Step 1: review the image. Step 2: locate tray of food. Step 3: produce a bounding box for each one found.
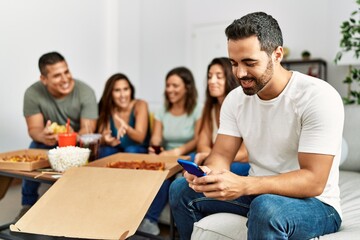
[86,153,188,179]
[106,160,166,170]
[0,149,50,171]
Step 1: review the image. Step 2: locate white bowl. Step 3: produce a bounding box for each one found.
[48,146,90,172]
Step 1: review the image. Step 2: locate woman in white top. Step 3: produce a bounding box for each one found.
[195,57,249,176]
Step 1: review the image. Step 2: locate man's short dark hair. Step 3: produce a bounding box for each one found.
[38,52,66,76]
[225,12,283,56]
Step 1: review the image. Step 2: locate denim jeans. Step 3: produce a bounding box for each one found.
[169,177,342,240]
[144,152,196,223]
[98,145,148,159]
[230,162,250,176]
[22,141,56,206]
[145,179,171,222]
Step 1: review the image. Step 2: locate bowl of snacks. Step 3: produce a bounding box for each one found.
[48,146,90,172]
[49,122,67,134]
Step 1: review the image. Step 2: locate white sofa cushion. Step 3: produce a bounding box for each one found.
[319,170,360,239]
[191,171,360,240]
[340,138,348,166]
[340,105,360,171]
[191,212,247,240]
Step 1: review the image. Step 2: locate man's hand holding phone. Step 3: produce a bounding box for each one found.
[177,159,212,185]
[177,159,207,177]
[178,158,243,201]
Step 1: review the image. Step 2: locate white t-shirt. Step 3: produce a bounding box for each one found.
[218,71,344,217]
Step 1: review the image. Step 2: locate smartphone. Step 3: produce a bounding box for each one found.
[177,159,206,177]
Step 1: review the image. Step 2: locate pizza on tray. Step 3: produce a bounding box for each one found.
[107,160,165,171]
[1,154,47,163]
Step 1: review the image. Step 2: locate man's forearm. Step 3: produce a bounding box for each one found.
[242,169,326,198]
[28,128,44,143]
[204,152,232,171]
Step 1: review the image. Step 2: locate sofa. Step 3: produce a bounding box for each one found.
[191,105,360,239]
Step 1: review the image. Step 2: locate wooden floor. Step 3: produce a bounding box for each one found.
[0,179,51,226]
[0,179,21,226]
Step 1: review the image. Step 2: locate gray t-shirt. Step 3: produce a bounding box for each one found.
[23,79,98,132]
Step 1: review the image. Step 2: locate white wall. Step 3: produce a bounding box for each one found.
[0,0,357,152]
[138,0,187,109]
[0,0,112,151]
[183,0,347,99]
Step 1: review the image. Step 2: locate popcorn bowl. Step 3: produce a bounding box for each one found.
[48,146,90,172]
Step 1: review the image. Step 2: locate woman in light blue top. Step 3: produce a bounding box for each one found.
[138,67,201,235]
[152,102,202,152]
[149,67,201,157]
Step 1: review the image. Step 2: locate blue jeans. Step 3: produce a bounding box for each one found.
[144,152,196,223]
[98,145,148,159]
[169,177,342,240]
[230,162,250,176]
[22,141,56,206]
[145,179,171,222]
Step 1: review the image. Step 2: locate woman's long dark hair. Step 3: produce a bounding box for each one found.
[97,73,135,132]
[164,66,198,115]
[198,57,239,133]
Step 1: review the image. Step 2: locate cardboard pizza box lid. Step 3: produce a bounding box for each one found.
[10,166,169,239]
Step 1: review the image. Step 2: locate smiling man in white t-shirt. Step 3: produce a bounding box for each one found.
[169,12,344,240]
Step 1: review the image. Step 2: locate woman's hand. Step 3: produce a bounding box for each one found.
[148,146,156,155]
[148,145,164,155]
[102,130,120,147]
[194,152,209,165]
[160,148,181,156]
[113,114,129,139]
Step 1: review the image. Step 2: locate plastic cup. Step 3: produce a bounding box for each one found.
[58,133,78,147]
[79,133,102,162]
[151,145,162,154]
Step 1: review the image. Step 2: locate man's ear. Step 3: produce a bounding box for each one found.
[273,46,283,63]
[40,75,47,85]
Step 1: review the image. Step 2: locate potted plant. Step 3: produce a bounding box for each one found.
[334,0,360,104]
[301,50,311,60]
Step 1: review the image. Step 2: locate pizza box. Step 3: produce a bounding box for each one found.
[0,149,50,171]
[86,152,188,179]
[10,166,169,239]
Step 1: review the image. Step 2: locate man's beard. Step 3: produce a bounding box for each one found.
[240,60,274,96]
